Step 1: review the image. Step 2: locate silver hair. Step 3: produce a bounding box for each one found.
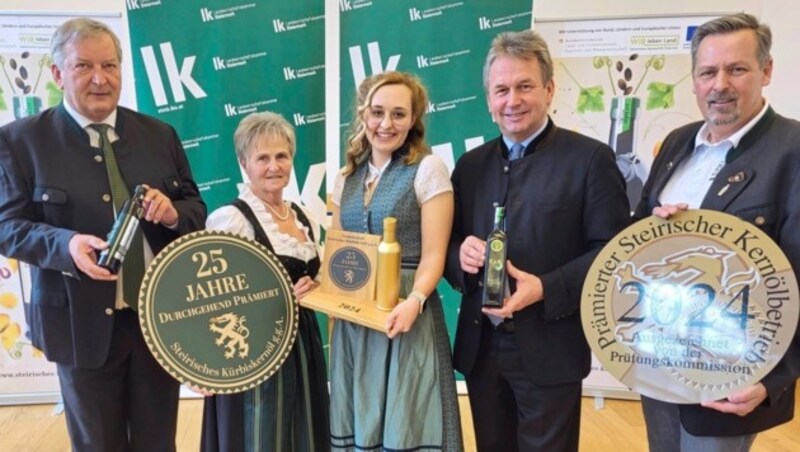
[233,111,296,162]
[483,29,554,91]
[51,18,122,69]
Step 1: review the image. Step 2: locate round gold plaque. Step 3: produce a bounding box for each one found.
[582,209,799,403]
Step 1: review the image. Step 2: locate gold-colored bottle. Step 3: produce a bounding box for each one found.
[376,217,401,311]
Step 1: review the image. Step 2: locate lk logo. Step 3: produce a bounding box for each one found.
[200,8,214,22]
[212,57,226,71]
[224,104,238,117]
[348,42,400,87]
[140,42,207,107]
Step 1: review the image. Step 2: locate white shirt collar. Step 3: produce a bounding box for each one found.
[62,100,117,130]
[695,100,769,148]
[502,117,549,150]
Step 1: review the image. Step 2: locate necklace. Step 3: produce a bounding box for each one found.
[264,201,290,221]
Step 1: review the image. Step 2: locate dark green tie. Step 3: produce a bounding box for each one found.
[91,123,144,310]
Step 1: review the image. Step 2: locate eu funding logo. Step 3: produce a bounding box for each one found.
[349,42,400,87]
[140,42,208,108]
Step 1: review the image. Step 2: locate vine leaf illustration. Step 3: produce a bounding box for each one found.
[645,73,689,110]
[646,81,675,110]
[0,85,6,111]
[46,81,63,107]
[577,85,605,113]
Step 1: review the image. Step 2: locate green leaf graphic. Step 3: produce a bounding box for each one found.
[646,81,674,110]
[577,86,605,113]
[46,81,62,107]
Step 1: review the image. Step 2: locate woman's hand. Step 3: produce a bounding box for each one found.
[186,383,214,397]
[293,275,318,300]
[385,297,420,339]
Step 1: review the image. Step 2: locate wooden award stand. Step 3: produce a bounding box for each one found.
[299,229,394,332]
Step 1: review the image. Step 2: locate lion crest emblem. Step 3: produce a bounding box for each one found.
[209,313,250,359]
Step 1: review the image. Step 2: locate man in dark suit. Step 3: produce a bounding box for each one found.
[444,29,630,451]
[634,13,800,452]
[0,18,206,451]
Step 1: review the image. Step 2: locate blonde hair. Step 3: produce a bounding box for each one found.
[343,71,430,176]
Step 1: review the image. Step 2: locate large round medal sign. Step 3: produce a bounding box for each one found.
[139,231,297,394]
[582,210,799,403]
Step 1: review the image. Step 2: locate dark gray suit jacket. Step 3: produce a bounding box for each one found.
[445,119,631,385]
[0,104,206,368]
[634,107,800,435]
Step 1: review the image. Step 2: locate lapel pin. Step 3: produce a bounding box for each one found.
[728,171,745,183]
[717,184,730,196]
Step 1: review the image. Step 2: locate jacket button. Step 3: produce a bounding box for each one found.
[503,166,509,173]
[94,155,103,163]
[477,280,483,287]
[41,193,50,201]
[755,216,766,226]
[473,319,480,325]
[105,308,114,315]
[102,194,111,203]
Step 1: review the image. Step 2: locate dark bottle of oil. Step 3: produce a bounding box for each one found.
[482,205,506,307]
[97,185,146,273]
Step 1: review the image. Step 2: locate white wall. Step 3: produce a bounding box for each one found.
[535,0,800,118]
[0,0,136,108]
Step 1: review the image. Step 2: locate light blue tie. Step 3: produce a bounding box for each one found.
[509,142,524,161]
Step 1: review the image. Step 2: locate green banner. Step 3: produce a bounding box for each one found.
[127,0,328,360]
[127,1,326,214]
[339,1,535,357]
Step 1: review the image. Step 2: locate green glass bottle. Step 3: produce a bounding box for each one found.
[482,206,506,307]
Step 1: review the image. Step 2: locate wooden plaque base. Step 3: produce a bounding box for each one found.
[300,288,401,333]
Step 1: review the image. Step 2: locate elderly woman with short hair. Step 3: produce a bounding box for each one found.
[200,111,329,452]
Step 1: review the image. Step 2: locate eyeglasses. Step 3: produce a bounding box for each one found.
[365,108,412,126]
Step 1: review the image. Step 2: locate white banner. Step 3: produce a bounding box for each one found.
[537,14,717,398]
[0,11,126,405]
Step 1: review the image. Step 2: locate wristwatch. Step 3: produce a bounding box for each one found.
[407,290,427,314]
